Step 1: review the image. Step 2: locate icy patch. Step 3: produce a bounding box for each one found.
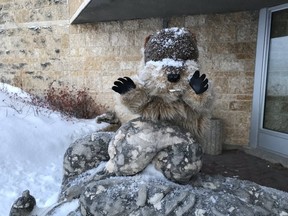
[49,199,79,216]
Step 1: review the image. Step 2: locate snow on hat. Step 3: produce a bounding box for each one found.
[144,27,199,63]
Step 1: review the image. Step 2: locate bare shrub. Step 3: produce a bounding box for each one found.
[44,83,107,119]
[0,82,107,119]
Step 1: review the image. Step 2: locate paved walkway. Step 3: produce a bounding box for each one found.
[202,150,288,192]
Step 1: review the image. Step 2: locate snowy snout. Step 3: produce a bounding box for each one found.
[167,73,180,83]
[165,65,184,83]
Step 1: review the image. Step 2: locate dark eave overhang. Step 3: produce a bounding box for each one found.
[71,0,288,24]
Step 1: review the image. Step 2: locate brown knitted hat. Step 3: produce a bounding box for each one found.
[144,27,198,63]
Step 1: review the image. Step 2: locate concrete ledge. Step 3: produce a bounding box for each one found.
[221,144,288,168]
[70,0,288,24]
[244,147,288,168]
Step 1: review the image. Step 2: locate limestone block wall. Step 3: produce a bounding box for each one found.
[69,0,84,17]
[0,0,258,146]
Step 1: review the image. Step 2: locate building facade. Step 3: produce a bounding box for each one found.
[0,0,287,160]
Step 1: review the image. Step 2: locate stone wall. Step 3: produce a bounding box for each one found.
[69,0,84,17]
[0,0,258,146]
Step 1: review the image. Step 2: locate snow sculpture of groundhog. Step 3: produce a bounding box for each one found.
[112,27,213,144]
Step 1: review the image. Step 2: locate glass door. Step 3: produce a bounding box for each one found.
[263,9,288,134]
[250,4,288,158]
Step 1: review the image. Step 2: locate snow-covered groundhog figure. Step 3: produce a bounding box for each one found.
[112,27,213,144]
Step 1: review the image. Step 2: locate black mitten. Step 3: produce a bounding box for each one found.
[112,77,136,94]
[189,71,208,94]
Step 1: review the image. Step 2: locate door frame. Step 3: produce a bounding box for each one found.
[250,3,288,158]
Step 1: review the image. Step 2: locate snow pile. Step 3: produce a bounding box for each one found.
[0,83,107,215]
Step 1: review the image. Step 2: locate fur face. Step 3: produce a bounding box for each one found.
[138,59,199,99]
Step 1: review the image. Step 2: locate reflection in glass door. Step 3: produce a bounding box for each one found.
[263,9,288,134]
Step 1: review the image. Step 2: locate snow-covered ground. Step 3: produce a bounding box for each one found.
[2,83,288,216]
[0,83,107,215]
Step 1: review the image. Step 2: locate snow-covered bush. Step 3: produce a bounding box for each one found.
[0,82,107,119]
[44,82,107,119]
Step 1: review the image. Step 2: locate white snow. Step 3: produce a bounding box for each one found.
[164,27,187,36]
[34,199,80,216]
[141,164,166,179]
[146,58,184,68]
[0,83,107,215]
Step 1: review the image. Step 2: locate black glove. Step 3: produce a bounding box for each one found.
[112,77,136,94]
[189,70,209,94]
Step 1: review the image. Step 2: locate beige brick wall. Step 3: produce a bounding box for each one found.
[0,0,259,146]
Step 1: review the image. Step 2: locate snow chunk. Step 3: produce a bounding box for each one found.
[280,211,288,216]
[195,209,207,216]
[146,58,184,68]
[141,164,166,180]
